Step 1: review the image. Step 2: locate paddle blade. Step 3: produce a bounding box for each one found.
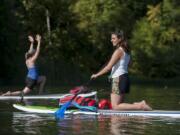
[55,101,71,119]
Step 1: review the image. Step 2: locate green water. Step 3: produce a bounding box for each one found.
[0,85,180,135]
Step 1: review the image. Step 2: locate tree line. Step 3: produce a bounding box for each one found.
[0,0,179,85]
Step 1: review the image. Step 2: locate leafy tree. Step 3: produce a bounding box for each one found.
[130,0,180,78]
[70,0,163,72]
[0,0,25,85]
[71,0,135,70]
[1,0,179,86]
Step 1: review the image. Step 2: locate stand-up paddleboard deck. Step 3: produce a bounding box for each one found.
[13,104,180,118]
[0,91,97,100]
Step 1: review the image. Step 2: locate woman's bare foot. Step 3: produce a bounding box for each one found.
[141,100,152,111]
[2,91,11,96]
[133,100,152,111]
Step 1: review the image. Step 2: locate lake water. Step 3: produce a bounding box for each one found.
[0,85,180,135]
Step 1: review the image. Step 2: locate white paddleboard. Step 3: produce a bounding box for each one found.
[0,91,97,100]
[13,104,180,118]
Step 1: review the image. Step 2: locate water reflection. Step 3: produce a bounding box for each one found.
[11,112,180,135]
[56,115,98,135]
[56,115,154,135]
[12,112,56,134]
[109,116,152,135]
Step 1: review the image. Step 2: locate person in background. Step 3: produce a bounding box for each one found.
[1,34,46,96]
[91,30,152,111]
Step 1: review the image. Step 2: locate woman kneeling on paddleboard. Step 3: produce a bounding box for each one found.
[91,30,152,111]
[1,34,46,96]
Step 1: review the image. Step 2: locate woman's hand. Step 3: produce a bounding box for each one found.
[28,35,34,43]
[36,34,41,42]
[91,74,98,79]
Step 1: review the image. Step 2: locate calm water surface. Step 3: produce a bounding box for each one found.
[0,86,180,135]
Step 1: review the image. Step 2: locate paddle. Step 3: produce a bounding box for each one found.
[55,80,92,119]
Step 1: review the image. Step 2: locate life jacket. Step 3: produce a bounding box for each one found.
[59,96,97,107]
[98,99,112,109]
[59,95,74,104]
[74,96,97,107]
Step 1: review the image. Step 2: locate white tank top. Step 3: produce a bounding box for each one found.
[111,47,130,78]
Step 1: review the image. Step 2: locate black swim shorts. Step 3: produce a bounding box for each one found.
[25,77,37,90]
[111,73,130,95]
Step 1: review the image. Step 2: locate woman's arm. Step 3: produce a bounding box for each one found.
[91,49,123,79]
[31,34,41,62]
[28,35,34,52]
